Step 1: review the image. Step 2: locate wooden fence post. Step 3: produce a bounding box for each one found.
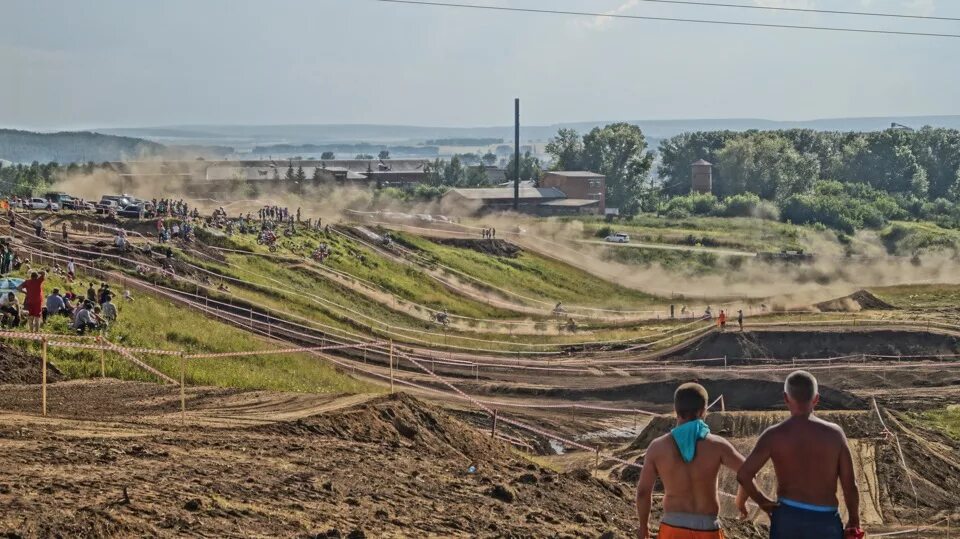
[98,334,106,378]
[490,409,498,438]
[389,341,395,393]
[41,338,48,417]
[179,352,186,421]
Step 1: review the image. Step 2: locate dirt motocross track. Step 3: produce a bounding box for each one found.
[0,383,649,538]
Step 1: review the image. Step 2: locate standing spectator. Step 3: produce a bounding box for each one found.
[66,258,76,282]
[86,283,97,304]
[0,246,10,274]
[17,270,45,332]
[61,222,69,242]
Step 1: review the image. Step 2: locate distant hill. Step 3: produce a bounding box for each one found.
[0,130,238,163]
[0,129,166,164]
[97,115,960,148]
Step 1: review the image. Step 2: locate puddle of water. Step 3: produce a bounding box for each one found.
[548,439,566,455]
[576,424,646,441]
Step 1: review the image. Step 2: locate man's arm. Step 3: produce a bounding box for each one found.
[635,445,660,539]
[736,430,779,514]
[838,433,860,531]
[717,438,751,519]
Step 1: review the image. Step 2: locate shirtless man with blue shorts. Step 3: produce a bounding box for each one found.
[737,370,862,539]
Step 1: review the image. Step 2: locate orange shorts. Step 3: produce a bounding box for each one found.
[658,523,725,539]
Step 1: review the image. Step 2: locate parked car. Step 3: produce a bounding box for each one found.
[117,204,153,219]
[29,198,58,211]
[64,200,96,211]
[100,195,133,208]
[96,200,121,214]
[604,232,630,243]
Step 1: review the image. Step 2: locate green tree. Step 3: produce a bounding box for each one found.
[581,123,655,215]
[657,131,738,196]
[295,165,306,183]
[544,128,584,171]
[285,162,295,181]
[714,133,819,200]
[311,166,323,181]
[356,154,374,160]
[378,150,390,160]
[464,165,490,187]
[504,152,542,184]
[481,152,497,166]
[320,151,335,160]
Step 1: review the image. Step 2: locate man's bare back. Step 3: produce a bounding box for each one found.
[763,415,850,506]
[644,432,739,515]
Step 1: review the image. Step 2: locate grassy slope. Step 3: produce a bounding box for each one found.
[395,232,659,309]
[31,273,378,394]
[919,406,960,440]
[870,284,960,309]
[221,228,519,320]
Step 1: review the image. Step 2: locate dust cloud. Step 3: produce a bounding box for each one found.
[49,169,960,308]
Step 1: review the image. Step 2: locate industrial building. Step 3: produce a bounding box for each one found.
[442,171,606,215]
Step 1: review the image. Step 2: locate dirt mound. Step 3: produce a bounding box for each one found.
[816,289,897,312]
[432,237,521,258]
[0,343,62,385]
[0,387,642,537]
[256,392,508,460]
[673,329,960,362]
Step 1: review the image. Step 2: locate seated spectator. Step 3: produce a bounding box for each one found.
[0,292,21,328]
[44,288,66,322]
[72,301,100,335]
[100,293,118,323]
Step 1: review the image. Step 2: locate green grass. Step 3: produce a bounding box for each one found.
[394,231,660,309]
[870,284,960,309]
[879,221,960,256]
[917,406,960,440]
[16,273,378,395]
[207,228,521,320]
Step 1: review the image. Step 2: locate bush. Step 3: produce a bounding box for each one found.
[663,193,719,217]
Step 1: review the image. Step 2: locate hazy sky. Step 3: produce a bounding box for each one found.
[2,0,959,129]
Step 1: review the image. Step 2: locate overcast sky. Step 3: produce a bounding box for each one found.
[2,0,958,130]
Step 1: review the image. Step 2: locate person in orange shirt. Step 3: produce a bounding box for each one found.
[718,310,727,331]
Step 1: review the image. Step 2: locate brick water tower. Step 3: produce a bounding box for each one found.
[691,159,713,194]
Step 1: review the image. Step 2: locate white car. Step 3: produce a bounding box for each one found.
[29,198,58,211]
[604,232,630,243]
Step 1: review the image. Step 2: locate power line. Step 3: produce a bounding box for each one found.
[368,0,960,39]
[628,0,960,23]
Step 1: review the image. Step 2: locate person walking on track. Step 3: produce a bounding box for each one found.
[635,382,759,539]
[737,370,862,539]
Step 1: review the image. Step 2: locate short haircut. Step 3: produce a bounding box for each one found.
[674,382,709,420]
[30,272,38,279]
[785,370,818,403]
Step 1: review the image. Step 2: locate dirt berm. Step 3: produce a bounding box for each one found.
[0,343,62,385]
[488,378,865,412]
[671,329,960,362]
[0,389,641,538]
[815,289,897,312]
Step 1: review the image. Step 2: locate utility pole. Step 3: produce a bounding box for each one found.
[514,98,520,211]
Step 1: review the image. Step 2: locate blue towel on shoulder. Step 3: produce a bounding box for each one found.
[671,419,710,463]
